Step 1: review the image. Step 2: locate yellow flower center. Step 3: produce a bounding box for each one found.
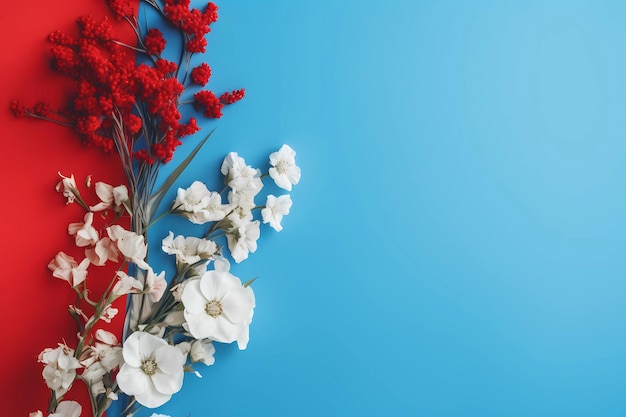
[275,160,288,174]
[205,300,223,318]
[141,358,158,376]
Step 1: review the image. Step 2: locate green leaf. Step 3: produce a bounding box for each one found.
[243,277,258,288]
[148,128,215,214]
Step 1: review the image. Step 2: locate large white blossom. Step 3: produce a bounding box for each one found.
[90,182,129,212]
[106,225,149,269]
[174,181,226,224]
[48,252,90,287]
[38,344,81,398]
[269,144,301,191]
[116,331,185,408]
[261,194,292,232]
[162,232,218,266]
[181,270,255,345]
[68,212,99,247]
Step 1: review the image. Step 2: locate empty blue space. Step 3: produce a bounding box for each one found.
[118,1,626,416]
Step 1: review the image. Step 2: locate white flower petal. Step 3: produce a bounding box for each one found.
[151,369,183,395]
[181,279,207,314]
[116,365,150,396]
[221,286,255,324]
[134,385,172,409]
[154,345,184,375]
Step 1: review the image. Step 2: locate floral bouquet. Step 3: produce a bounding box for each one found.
[12,1,301,416]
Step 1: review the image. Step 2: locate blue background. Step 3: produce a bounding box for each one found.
[125,1,626,416]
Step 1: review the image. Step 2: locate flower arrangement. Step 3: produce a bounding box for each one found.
[12,1,301,416]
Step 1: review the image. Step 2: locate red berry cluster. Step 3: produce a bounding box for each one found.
[163,0,218,53]
[12,0,244,166]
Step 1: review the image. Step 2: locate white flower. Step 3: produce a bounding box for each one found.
[106,225,149,269]
[100,305,118,323]
[269,144,301,191]
[85,237,119,266]
[68,212,99,247]
[190,339,215,366]
[170,281,189,303]
[174,181,226,224]
[112,271,143,298]
[227,189,257,213]
[261,194,292,232]
[116,331,185,409]
[221,152,263,195]
[90,182,129,212]
[213,254,231,272]
[226,219,260,263]
[48,252,90,287]
[145,267,167,303]
[49,401,82,417]
[56,172,79,204]
[38,344,81,398]
[162,232,218,266]
[181,270,255,344]
[29,411,43,417]
[81,329,123,372]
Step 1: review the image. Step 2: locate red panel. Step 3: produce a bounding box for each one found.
[0,1,137,415]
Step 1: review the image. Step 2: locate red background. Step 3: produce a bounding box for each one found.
[0,1,137,415]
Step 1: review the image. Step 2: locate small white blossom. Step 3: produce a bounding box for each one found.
[48,252,90,287]
[90,182,129,212]
[181,270,255,345]
[85,237,119,266]
[269,144,301,191]
[145,267,167,303]
[68,212,99,247]
[190,339,215,366]
[116,331,185,408]
[100,305,118,323]
[226,219,260,263]
[261,194,292,232]
[39,344,81,398]
[80,329,123,372]
[174,181,226,224]
[55,172,79,204]
[106,225,149,269]
[162,232,218,266]
[49,401,82,417]
[112,271,143,298]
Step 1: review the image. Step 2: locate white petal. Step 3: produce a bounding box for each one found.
[121,332,143,367]
[154,345,184,375]
[181,279,207,314]
[185,312,219,340]
[200,271,239,301]
[221,286,255,324]
[134,383,172,409]
[151,369,183,395]
[116,365,150,396]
